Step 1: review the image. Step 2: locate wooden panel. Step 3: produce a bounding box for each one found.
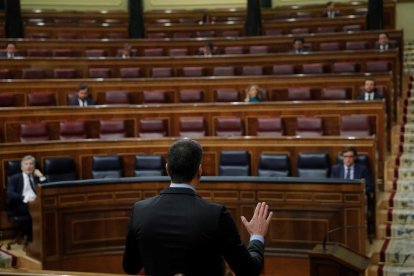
[26,178,365,273]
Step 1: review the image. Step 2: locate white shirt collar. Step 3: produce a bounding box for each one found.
[170,183,195,192]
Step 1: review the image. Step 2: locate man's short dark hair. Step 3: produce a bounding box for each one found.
[77,83,88,91]
[341,146,357,157]
[364,78,375,84]
[379,32,389,39]
[167,139,203,183]
[293,37,305,44]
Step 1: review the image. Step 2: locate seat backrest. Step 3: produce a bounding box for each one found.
[288,87,311,101]
[104,90,130,104]
[319,42,340,51]
[88,68,112,78]
[332,62,358,73]
[119,67,141,78]
[6,160,21,187]
[27,48,50,57]
[296,117,323,137]
[179,117,206,138]
[272,64,295,75]
[0,94,16,107]
[222,30,241,37]
[168,48,189,56]
[343,25,362,32]
[302,63,326,74]
[139,118,168,138]
[0,69,12,79]
[212,66,235,76]
[99,120,127,139]
[53,68,77,78]
[258,154,290,177]
[151,67,173,78]
[365,61,390,72]
[134,155,165,177]
[321,88,348,100]
[52,49,74,57]
[142,90,168,104]
[249,45,268,54]
[291,27,309,34]
[345,41,367,50]
[215,117,243,137]
[92,155,123,179]
[256,117,283,136]
[340,115,371,137]
[85,49,107,57]
[219,150,250,176]
[28,93,56,106]
[143,48,164,56]
[44,157,77,182]
[20,123,50,142]
[59,121,87,140]
[179,89,204,103]
[316,26,337,33]
[182,67,205,77]
[242,66,263,76]
[215,89,240,102]
[297,152,330,178]
[22,68,45,79]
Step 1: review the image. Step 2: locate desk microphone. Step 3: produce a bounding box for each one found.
[322,224,366,251]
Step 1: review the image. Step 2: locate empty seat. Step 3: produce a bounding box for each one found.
[179,117,206,138]
[343,25,362,32]
[59,121,87,140]
[27,49,50,57]
[219,151,250,176]
[85,49,107,57]
[168,48,188,56]
[99,120,127,139]
[296,117,323,137]
[297,152,330,178]
[332,62,358,73]
[288,87,312,101]
[264,29,283,36]
[215,89,240,102]
[215,117,243,137]
[92,155,123,179]
[142,90,168,104]
[340,115,371,137]
[302,63,326,74]
[104,90,130,104]
[242,66,263,76]
[143,48,164,56]
[30,33,49,39]
[295,12,312,18]
[151,67,173,78]
[52,49,74,57]
[291,28,309,34]
[134,155,165,177]
[0,94,16,107]
[365,61,390,72]
[0,69,12,79]
[182,67,205,77]
[22,68,45,79]
[272,65,295,75]
[57,33,77,39]
[120,67,141,78]
[224,46,244,55]
[7,160,22,185]
[139,118,168,138]
[321,88,348,100]
[43,157,77,182]
[147,32,168,39]
[222,30,240,37]
[108,32,127,39]
[53,68,77,78]
[256,117,283,136]
[28,93,56,106]
[258,154,290,177]
[179,89,204,103]
[20,122,50,142]
[172,32,192,38]
[316,26,337,33]
[212,66,235,76]
[345,41,367,50]
[88,68,112,78]
[196,30,215,37]
[319,42,340,51]
[249,46,268,54]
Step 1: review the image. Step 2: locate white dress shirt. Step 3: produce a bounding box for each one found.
[365,92,375,101]
[22,173,37,203]
[344,165,354,179]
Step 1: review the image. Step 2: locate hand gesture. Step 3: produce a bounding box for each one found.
[241,202,273,236]
[33,169,44,178]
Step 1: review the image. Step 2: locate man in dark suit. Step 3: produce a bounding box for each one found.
[331,146,373,193]
[375,32,397,51]
[6,155,47,241]
[69,83,96,106]
[123,139,273,276]
[322,2,341,18]
[356,79,384,101]
[291,37,311,54]
[117,43,132,58]
[1,42,21,58]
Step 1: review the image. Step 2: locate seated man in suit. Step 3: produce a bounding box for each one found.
[117,43,132,58]
[375,32,397,51]
[323,2,340,18]
[6,155,47,242]
[356,78,384,101]
[69,83,96,106]
[331,146,373,193]
[292,37,311,54]
[197,41,215,56]
[123,139,273,276]
[1,42,21,58]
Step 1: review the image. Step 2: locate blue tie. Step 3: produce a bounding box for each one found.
[345,168,351,179]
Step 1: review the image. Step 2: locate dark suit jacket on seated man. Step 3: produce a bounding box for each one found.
[123,139,273,276]
[331,146,373,193]
[6,155,47,241]
[69,83,96,106]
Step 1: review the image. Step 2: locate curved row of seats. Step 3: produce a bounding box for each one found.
[5,151,370,182]
[15,115,372,142]
[0,60,391,80]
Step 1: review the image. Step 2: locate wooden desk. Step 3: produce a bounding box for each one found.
[26,176,366,273]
